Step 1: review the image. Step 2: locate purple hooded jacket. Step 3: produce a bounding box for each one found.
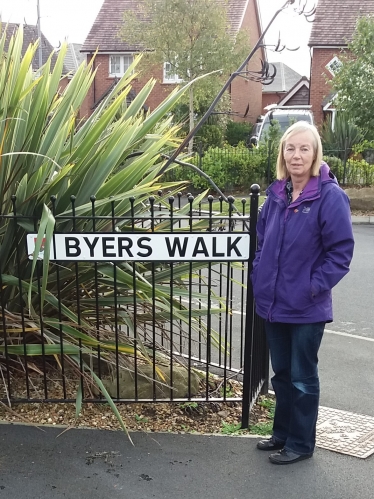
[251,162,354,323]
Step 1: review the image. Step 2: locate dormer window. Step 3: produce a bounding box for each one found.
[326,56,342,76]
[109,54,133,77]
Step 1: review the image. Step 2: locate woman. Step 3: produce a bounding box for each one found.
[252,121,354,465]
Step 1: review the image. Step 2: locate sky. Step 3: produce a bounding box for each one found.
[0,0,315,76]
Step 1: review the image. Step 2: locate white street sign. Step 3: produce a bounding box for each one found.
[27,233,250,261]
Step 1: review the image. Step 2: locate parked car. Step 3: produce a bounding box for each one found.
[249,106,314,147]
[247,120,263,147]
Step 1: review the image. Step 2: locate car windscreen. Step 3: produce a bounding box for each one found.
[261,114,312,136]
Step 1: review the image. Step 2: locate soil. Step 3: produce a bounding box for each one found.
[0,397,273,436]
[0,371,274,436]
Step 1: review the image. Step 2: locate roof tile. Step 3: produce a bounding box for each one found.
[64,43,85,73]
[81,0,251,52]
[263,62,302,93]
[1,22,61,70]
[309,0,374,47]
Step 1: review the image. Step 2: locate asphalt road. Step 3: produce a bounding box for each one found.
[1,424,373,499]
[318,224,374,416]
[330,225,374,339]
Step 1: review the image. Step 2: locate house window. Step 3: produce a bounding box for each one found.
[163,62,182,83]
[109,54,133,77]
[326,56,342,76]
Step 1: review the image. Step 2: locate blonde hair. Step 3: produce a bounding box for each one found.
[275,121,323,180]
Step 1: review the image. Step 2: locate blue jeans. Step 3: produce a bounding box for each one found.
[265,321,325,455]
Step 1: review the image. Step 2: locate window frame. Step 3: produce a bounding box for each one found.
[326,56,342,77]
[109,54,134,77]
[163,61,183,84]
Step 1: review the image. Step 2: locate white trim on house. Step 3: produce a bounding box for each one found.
[322,92,337,130]
[310,45,348,54]
[310,45,346,50]
[309,46,345,60]
[239,0,251,29]
[277,79,310,106]
[324,108,337,129]
[163,61,183,84]
[89,51,139,55]
[323,101,335,111]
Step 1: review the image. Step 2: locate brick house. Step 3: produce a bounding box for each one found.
[262,62,309,112]
[309,0,374,127]
[80,0,265,123]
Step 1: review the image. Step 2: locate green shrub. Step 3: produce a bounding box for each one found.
[170,142,276,192]
[196,124,224,149]
[225,121,252,146]
[321,113,363,159]
[324,155,374,185]
[346,158,374,186]
[324,156,343,181]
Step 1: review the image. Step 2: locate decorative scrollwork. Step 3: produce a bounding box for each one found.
[159,0,317,178]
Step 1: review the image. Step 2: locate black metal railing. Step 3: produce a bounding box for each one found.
[0,185,267,426]
[165,142,374,192]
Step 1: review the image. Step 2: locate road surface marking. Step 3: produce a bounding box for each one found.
[324,329,374,342]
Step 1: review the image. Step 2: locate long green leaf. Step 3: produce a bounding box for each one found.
[78,358,133,442]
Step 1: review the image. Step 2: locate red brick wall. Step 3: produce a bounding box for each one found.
[79,54,176,119]
[261,87,310,114]
[262,92,285,112]
[309,48,338,128]
[59,76,69,93]
[230,0,263,124]
[80,1,263,124]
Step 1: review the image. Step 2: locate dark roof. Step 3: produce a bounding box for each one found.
[262,62,302,93]
[81,0,255,52]
[63,43,85,74]
[321,91,336,108]
[1,22,62,71]
[309,0,374,47]
[278,76,309,106]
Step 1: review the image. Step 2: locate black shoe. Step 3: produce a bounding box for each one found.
[256,437,285,451]
[269,448,313,465]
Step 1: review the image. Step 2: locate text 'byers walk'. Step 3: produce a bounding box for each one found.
[27,233,250,261]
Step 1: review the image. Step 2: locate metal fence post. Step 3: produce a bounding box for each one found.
[342,136,349,186]
[267,140,272,186]
[241,184,260,429]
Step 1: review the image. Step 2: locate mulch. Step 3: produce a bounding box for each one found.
[0,370,274,436]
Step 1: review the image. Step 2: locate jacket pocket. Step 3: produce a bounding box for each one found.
[276,279,314,312]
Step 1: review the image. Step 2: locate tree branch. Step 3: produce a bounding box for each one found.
[158,0,307,176]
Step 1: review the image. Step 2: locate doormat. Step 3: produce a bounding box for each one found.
[316,406,374,459]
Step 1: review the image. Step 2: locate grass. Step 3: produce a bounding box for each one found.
[219,396,275,436]
[248,396,275,436]
[221,422,245,435]
[249,420,273,436]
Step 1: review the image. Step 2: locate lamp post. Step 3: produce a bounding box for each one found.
[37,0,43,70]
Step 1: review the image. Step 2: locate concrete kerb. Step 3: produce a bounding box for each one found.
[351,216,374,225]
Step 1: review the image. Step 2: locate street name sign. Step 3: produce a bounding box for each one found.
[27,233,250,261]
